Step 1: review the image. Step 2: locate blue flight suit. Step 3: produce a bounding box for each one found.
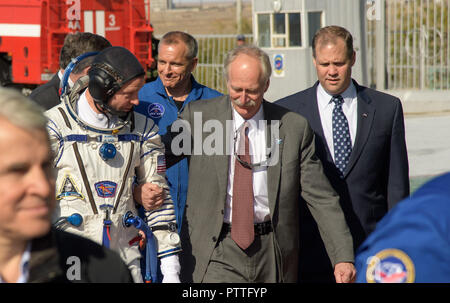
[137,76,222,231]
[355,172,450,283]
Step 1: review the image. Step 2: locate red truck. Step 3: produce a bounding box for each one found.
[0,0,154,89]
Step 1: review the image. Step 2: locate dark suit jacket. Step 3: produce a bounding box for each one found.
[29,228,132,283]
[29,73,61,110]
[177,95,354,283]
[276,80,409,281]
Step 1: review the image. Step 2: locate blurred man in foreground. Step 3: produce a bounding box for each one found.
[0,87,132,283]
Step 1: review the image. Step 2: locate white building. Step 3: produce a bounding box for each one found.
[252,0,368,101]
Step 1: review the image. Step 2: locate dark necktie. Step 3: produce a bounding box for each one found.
[332,95,352,176]
[231,122,254,250]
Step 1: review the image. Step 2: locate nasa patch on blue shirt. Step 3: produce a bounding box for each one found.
[365,249,415,283]
[148,103,165,119]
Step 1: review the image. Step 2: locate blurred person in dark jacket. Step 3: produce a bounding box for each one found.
[0,87,132,283]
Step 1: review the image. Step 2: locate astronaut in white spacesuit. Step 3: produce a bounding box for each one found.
[45,46,181,283]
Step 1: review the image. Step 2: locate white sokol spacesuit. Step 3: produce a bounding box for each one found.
[45,47,181,282]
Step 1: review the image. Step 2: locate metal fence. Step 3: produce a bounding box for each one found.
[192,34,253,93]
[367,0,450,90]
[169,1,450,91]
[170,0,250,9]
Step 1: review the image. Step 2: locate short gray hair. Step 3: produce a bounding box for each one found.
[0,87,48,131]
[159,31,198,61]
[224,45,272,85]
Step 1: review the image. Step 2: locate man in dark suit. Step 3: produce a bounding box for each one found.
[276,25,410,282]
[29,32,111,110]
[174,45,355,283]
[29,72,61,110]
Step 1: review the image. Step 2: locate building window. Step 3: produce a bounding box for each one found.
[308,11,324,46]
[257,14,271,48]
[256,10,324,49]
[257,12,302,48]
[272,13,286,47]
[288,13,301,47]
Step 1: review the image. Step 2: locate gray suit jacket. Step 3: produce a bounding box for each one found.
[177,95,353,282]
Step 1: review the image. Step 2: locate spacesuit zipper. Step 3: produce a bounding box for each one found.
[113,142,135,214]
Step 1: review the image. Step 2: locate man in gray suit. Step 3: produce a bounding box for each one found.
[173,45,355,283]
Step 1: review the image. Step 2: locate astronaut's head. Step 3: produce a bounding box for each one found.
[88,46,145,116]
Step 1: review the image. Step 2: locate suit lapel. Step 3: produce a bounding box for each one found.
[303,83,333,163]
[214,96,233,193]
[263,101,284,218]
[304,83,326,138]
[344,82,375,177]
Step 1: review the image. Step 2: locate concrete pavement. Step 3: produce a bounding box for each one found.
[405,112,450,191]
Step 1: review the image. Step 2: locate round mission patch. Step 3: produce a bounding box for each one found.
[148,103,165,119]
[366,248,415,283]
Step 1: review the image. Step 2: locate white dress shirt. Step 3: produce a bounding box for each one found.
[224,105,271,224]
[317,82,358,161]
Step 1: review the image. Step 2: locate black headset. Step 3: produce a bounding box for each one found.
[88,62,124,104]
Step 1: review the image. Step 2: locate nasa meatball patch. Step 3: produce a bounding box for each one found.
[148,103,165,119]
[366,249,415,283]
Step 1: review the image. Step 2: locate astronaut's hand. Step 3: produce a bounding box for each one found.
[133,183,165,211]
[138,230,146,251]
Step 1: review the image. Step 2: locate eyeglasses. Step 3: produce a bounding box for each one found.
[233,123,275,169]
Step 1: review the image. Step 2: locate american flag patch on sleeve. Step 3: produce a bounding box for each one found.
[157,155,166,173]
